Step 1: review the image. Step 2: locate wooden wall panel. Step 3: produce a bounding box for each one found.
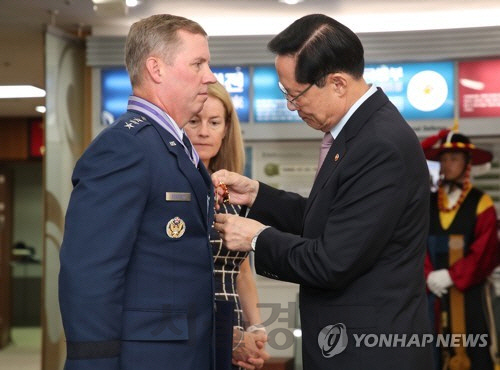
[0,119,29,161]
[0,168,13,348]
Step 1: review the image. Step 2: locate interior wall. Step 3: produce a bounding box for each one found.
[12,163,43,258]
[42,28,85,370]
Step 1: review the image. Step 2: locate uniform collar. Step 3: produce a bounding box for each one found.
[127,95,199,166]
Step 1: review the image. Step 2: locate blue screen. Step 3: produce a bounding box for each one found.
[364,62,454,120]
[253,66,302,123]
[100,66,250,125]
[213,66,250,122]
[101,68,132,125]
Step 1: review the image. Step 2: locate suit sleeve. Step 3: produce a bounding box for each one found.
[59,129,149,370]
[249,182,307,235]
[449,194,500,290]
[252,138,410,290]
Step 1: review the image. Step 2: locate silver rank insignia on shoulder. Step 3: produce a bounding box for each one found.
[166,216,186,238]
[124,116,146,129]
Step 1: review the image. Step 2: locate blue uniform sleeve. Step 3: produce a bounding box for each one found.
[59,129,149,370]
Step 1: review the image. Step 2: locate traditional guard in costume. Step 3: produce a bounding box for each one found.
[423,130,500,370]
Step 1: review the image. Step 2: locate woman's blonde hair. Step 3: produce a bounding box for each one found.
[207,81,245,175]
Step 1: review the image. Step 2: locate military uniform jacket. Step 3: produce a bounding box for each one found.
[249,88,435,370]
[59,110,215,370]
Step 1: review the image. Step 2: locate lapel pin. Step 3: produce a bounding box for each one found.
[334,153,340,161]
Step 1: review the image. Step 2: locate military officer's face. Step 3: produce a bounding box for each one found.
[185,95,227,169]
[161,30,217,126]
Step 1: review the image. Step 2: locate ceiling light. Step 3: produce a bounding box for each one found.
[278,0,304,4]
[35,106,46,113]
[126,0,139,7]
[0,85,46,99]
[92,0,127,16]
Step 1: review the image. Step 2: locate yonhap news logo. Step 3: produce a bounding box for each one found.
[318,323,488,358]
[317,323,348,358]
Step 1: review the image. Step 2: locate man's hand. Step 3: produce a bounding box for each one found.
[214,213,264,252]
[212,169,259,208]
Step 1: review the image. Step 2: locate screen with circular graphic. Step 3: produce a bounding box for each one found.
[364,62,454,120]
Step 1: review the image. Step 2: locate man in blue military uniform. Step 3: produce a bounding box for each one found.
[58,14,218,370]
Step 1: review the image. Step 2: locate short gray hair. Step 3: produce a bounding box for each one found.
[125,14,207,87]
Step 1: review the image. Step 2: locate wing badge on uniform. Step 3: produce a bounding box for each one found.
[166,216,186,238]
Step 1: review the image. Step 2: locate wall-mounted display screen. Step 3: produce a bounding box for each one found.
[364,62,454,120]
[459,59,500,118]
[253,66,301,123]
[101,66,250,125]
[101,61,459,128]
[101,68,132,126]
[213,66,250,122]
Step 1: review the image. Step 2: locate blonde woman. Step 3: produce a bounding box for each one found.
[185,81,268,370]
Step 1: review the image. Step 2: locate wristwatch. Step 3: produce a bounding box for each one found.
[250,234,259,251]
[250,226,270,251]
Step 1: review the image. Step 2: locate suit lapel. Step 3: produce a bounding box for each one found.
[305,88,390,216]
[149,121,211,224]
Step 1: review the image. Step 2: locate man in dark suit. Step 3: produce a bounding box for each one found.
[213,14,434,370]
[58,15,219,370]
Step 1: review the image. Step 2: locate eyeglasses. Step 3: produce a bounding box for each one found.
[278,81,314,108]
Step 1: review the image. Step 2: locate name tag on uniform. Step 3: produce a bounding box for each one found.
[165,192,191,202]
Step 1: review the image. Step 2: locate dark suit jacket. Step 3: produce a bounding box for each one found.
[249,89,434,370]
[59,110,215,370]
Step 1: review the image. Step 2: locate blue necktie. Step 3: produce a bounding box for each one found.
[182,134,194,162]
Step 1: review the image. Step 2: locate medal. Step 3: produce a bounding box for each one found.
[216,182,230,204]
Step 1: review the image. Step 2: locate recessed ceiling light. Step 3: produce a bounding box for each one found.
[126,0,139,7]
[0,85,46,99]
[278,0,304,4]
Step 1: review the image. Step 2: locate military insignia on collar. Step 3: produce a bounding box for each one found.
[169,141,176,146]
[166,217,186,238]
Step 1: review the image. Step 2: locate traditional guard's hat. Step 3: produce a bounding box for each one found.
[424,131,493,165]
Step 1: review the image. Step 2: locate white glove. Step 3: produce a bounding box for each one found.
[427,269,453,297]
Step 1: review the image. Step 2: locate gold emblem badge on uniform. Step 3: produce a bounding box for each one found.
[166,216,186,238]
